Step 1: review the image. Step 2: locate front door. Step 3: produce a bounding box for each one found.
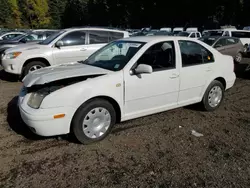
[213,38,227,54]
[124,41,180,119]
[178,40,215,106]
[52,31,88,65]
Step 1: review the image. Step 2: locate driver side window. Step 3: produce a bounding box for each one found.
[60,31,86,47]
[137,41,176,71]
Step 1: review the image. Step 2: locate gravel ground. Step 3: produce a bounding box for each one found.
[0,62,250,188]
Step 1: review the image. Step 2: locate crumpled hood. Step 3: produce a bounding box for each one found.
[23,62,112,87]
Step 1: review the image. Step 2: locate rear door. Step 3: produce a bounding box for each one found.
[52,31,87,65]
[178,40,215,105]
[224,38,239,57]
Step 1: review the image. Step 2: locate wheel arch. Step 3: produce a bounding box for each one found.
[72,95,122,125]
[23,57,51,71]
[214,77,226,89]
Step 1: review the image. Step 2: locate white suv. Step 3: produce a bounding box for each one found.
[1,27,129,76]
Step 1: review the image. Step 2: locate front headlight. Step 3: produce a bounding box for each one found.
[5,52,22,59]
[27,92,48,109]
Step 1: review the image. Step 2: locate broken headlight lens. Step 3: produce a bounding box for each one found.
[27,92,48,109]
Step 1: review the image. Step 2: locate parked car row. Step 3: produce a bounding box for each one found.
[1,26,248,78]
[0,26,240,144]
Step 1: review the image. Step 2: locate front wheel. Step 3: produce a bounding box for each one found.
[202,80,225,111]
[23,61,46,77]
[72,99,116,144]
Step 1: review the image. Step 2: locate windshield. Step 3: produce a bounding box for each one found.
[81,41,145,71]
[231,31,250,38]
[178,32,189,36]
[39,31,65,45]
[208,31,223,36]
[199,37,217,46]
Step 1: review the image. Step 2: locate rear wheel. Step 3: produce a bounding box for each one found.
[234,52,242,64]
[243,44,248,53]
[202,80,225,111]
[23,61,46,77]
[72,99,116,144]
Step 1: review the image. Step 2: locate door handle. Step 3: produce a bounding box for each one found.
[80,48,87,51]
[169,73,179,79]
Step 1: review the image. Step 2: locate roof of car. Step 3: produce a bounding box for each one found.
[201,36,238,40]
[120,36,193,42]
[63,27,128,33]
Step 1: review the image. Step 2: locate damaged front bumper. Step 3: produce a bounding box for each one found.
[19,94,76,136]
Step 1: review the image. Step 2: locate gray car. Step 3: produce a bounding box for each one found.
[200,36,244,63]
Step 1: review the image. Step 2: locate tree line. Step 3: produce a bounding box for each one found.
[0,0,250,29]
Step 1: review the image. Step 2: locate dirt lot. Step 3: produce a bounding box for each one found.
[0,62,250,188]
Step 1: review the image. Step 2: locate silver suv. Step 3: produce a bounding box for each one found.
[1,27,129,76]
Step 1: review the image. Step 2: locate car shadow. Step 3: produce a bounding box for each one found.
[7,96,42,140]
[0,70,19,82]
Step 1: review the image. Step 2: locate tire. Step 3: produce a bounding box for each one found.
[72,99,116,144]
[243,44,248,53]
[234,52,242,64]
[202,80,225,111]
[23,61,46,77]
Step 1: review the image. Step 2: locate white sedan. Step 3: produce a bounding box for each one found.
[19,36,236,144]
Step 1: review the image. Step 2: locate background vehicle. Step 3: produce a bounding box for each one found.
[160,28,172,32]
[1,27,129,76]
[178,31,201,38]
[186,27,198,32]
[0,31,57,56]
[153,31,173,36]
[0,32,25,41]
[200,36,244,63]
[19,36,236,144]
[173,27,184,35]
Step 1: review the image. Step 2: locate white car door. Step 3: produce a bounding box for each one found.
[124,41,180,119]
[52,31,88,65]
[177,40,215,106]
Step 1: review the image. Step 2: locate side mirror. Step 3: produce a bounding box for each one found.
[55,40,63,48]
[134,64,153,74]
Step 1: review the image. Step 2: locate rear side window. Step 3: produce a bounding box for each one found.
[89,31,109,44]
[231,31,250,38]
[226,38,238,45]
[109,32,124,41]
[61,31,86,46]
[88,31,124,44]
[179,40,214,67]
[214,38,227,47]
[190,33,196,38]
